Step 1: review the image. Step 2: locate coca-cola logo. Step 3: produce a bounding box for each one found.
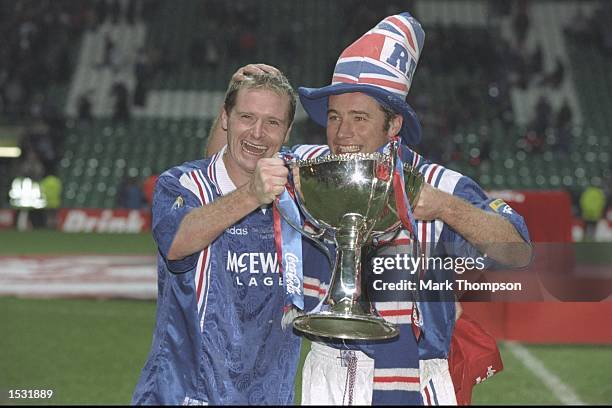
[284,252,301,295]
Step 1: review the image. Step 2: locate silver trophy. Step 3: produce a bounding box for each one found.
[278,148,423,340]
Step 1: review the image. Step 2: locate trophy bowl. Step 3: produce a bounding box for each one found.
[373,161,424,234]
[289,152,400,340]
[293,153,392,232]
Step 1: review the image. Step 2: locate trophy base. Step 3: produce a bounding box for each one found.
[293,313,399,340]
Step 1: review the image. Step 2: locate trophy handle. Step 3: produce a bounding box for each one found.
[388,138,399,169]
[275,152,335,267]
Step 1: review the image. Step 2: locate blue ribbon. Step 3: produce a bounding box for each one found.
[275,149,304,310]
[393,145,419,238]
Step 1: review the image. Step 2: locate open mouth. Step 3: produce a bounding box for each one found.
[335,144,363,154]
[241,140,268,156]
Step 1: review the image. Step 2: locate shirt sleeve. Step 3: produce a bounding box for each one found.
[152,171,201,273]
[439,176,531,267]
[288,144,330,160]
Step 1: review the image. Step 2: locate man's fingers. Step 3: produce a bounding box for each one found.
[270,184,286,197]
[233,64,281,82]
[259,175,288,192]
[244,63,280,75]
[257,158,289,177]
[254,63,280,74]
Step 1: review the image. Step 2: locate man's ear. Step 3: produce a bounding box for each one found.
[387,115,403,139]
[221,108,229,131]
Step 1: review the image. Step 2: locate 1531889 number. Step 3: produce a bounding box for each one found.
[8,389,54,399]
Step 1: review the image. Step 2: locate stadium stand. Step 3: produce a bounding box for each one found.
[58,118,211,208]
[0,0,610,212]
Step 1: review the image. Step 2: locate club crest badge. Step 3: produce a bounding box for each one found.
[172,196,184,210]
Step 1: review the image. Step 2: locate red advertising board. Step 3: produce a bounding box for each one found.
[57,209,151,233]
[467,190,612,344]
[0,209,15,229]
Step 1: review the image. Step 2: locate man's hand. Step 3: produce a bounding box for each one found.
[231,63,280,84]
[248,158,289,204]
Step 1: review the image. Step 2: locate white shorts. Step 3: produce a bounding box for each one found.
[419,359,457,405]
[302,342,457,406]
[301,342,375,405]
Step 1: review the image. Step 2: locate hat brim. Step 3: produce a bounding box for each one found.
[298,83,421,146]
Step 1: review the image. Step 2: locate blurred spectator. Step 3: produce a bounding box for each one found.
[126,0,138,25]
[0,1,83,122]
[538,57,565,89]
[77,90,94,123]
[109,0,121,24]
[40,172,62,229]
[489,1,512,19]
[4,78,25,116]
[94,0,108,26]
[238,30,257,60]
[99,33,116,68]
[587,1,612,54]
[512,0,530,46]
[529,44,543,77]
[30,124,56,170]
[531,95,553,135]
[277,26,298,61]
[478,125,492,163]
[579,185,606,241]
[134,48,151,107]
[189,36,206,68]
[117,176,146,209]
[110,82,130,123]
[142,172,158,209]
[18,149,45,181]
[549,99,573,154]
[563,7,595,43]
[204,38,221,68]
[555,99,574,142]
[555,99,573,130]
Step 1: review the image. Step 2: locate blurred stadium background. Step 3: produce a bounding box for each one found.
[0,0,611,405]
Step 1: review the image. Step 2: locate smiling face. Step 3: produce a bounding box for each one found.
[222,87,291,186]
[326,92,403,154]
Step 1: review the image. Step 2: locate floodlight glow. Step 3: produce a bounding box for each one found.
[9,177,47,208]
[0,147,21,158]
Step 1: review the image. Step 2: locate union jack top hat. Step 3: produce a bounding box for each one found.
[298,12,425,146]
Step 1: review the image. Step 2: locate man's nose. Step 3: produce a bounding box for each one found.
[335,119,353,140]
[251,119,264,139]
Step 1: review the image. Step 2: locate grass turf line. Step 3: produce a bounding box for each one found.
[524,344,612,405]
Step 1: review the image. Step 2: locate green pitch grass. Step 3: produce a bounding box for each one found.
[0,297,156,405]
[1,296,611,405]
[1,231,611,404]
[0,231,156,255]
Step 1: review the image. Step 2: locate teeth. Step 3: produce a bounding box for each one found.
[337,145,362,154]
[241,140,268,155]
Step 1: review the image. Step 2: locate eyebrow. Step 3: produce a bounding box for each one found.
[236,111,286,123]
[327,109,371,116]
